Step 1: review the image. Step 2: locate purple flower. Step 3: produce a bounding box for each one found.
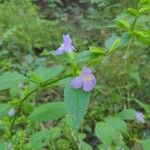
[135,111,144,124]
[55,34,75,55]
[71,67,96,92]
[8,108,16,117]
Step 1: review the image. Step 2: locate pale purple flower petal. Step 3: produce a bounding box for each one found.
[8,108,16,117]
[55,34,75,55]
[135,111,144,124]
[71,77,83,89]
[63,34,72,44]
[91,74,96,85]
[71,66,96,92]
[83,81,93,92]
[54,45,65,55]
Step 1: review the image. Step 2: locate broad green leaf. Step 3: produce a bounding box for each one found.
[115,109,136,120]
[104,116,128,133]
[95,122,115,147]
[34,65,64,82]
[81,141,92,150]
[29,102,68,122]
[115,18,130,30]
[105,35,121,51]
[0,104,9,119]
[27,127,61,150]
[134,99,150,113]
[141,139,150,150]
[139,5,150,14]
[0,142,7,150]
[0,72,27,91]
[64,83,91,128]
[120,32,131,46]
[75,51,98,63]
[30,127,61,143]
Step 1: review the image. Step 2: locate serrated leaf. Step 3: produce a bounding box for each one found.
[64,83,91,128]
[141,139,150,150]
[115,109,136,120]
[29,102,68,122]
[95,122,115,147]
[104,116,128,133]
[0,72,27,91]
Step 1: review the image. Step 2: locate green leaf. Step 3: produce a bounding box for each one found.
[0,142,7,150]
[141,139,150,150]
[25,128,61,150]
[115,109,136,120]
[127,8,138,16]
[0,104,9,119]
[75,51,98,63]
[81,141,92,150]
[64,83,91,128]
[95,122,115,148]
[104,116,128,133]
[115,18,130,30]
[139,5,150,14]
[90,47,105,54]
[105,35,121,51]
[0,72,27,91]
[134,99,150,113]
[29,102,68,122]
[34,65,64,82]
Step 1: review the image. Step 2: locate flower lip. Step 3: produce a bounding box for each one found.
[71,66,96,92]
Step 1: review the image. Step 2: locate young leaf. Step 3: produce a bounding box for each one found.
[95,122,115,148]
[139,5,150,14]
[104,116,128,133]
[115,109,136,120]
[0,72,27,91]
[90,47,105,54]
[29,102,68,122]
[64,83,91,128]
[115,18,130,30]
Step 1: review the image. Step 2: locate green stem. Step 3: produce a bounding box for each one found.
[9,72,73,138]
